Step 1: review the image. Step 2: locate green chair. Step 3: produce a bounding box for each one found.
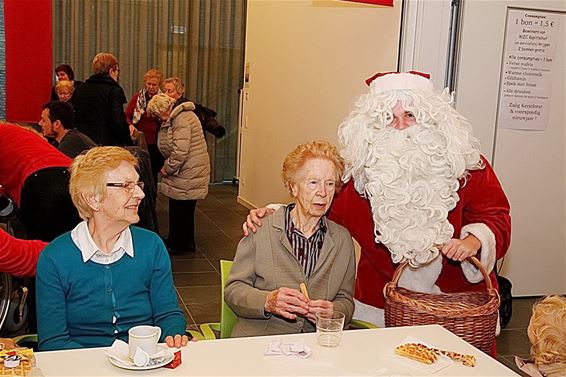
[185,329,205,341]
[13,334,38,350]
[199,259,376,339]
[199,260,237,340]
[349,319,378,329]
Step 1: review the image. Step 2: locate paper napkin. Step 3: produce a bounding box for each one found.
[264,339,312,359]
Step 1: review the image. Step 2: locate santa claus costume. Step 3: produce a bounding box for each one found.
[329,72,511,331]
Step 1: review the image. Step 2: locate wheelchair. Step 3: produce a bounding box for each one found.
[0,220,33,340]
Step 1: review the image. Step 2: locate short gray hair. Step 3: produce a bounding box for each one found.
[163,77,185,95]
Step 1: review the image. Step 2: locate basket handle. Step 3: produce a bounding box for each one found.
[389,256,493,290]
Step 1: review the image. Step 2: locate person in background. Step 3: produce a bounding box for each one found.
[0,123,79,242]
[515,295,566,377]
[147,93,210,255]
[0,124,80,334]
[54,80,75,103]
[39,101,96,158]
[50,64,83,101]
[162,77,188,109]
[72,52,132,146]
[162,77,225,140]
[36,146,188,351]
[225,140,355,337]
[125,69,164,186]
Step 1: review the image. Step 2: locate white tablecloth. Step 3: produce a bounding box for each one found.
[34,324,518,376]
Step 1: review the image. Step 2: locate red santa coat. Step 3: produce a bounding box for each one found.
[328,157,511,308]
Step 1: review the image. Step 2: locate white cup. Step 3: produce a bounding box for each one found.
[128,325,162,359]
[316,311,345,347]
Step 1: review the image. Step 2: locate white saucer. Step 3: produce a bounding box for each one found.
[107,343,175,371]
[108,353,174,371]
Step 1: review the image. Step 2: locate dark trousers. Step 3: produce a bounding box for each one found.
[147,144,164,190]
[168,198,196,250]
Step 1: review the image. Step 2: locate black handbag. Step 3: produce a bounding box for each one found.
[497,272,513,328]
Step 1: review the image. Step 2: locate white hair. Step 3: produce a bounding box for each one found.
[339,89,483,191]
[338,88,484,267]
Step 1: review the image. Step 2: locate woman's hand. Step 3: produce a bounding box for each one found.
[165,334,189,348]
[440,235,481,262]
[160,167,168,177]
[264,287,309,320]
[306,300,334,323]
[243,207,274,236]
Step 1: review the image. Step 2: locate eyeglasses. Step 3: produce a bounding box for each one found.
[106,181,144,193]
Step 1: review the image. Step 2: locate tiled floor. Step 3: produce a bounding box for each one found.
[156,185,248,331]
[160,184,537,376]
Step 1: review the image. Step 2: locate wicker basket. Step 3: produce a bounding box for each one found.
[384,256,500,354]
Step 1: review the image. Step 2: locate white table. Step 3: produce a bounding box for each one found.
[34,325,518,376]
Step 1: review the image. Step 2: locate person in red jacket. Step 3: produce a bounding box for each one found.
[245,72,511,332]
[0,228,46,277]
[0,123,80,242]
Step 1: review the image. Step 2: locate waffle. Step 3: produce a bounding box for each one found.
[0,360,32,376]
[0,348,34,376]
[435,349,476,367]
[395,343,438,364]
[395,342,476,367]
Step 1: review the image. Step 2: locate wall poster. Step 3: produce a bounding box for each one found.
[497,8,562,131]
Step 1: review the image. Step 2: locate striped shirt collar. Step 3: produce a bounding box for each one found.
[284,204,327,278]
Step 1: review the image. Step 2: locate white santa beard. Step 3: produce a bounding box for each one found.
[363,124,467,267]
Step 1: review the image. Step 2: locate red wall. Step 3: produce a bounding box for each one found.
[4,0,52,122]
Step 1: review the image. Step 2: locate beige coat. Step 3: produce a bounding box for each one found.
[158,102,210,200]
[225,206,356,338]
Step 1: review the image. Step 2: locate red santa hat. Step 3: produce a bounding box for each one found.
[365,71,434,94]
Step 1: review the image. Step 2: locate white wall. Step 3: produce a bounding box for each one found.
[238,0,402,208]
[455,0,566,295]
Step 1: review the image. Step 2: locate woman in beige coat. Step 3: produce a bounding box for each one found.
[225,141,355,337]
[147,93,210,254]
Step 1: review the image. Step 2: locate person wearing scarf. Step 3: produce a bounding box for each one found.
[126,68,164,186]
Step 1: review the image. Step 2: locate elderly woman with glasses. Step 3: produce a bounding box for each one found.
[225,140,356,337]
[36,146,188,351]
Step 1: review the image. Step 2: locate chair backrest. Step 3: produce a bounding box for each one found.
[220,260,237,338]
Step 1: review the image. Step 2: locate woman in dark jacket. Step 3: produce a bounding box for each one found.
[71,53,132,146]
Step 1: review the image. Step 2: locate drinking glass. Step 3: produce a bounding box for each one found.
[316,311,345,347]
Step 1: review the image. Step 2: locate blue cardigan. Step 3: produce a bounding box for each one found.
[36,226,185,351]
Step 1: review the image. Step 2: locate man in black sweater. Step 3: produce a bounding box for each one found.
[39,101,96,158]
